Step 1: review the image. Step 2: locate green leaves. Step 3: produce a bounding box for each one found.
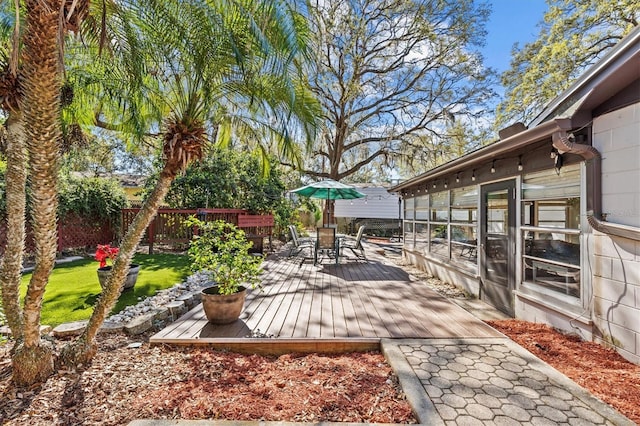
[148,148,281,212]
[497,0,639,128]
[186,218,262,295]
[0,169,127,223]
[58,176,128,224]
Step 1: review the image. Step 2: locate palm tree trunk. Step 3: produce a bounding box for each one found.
[11,0,62,386]
[59,167,178,367]
[0,112,27,339]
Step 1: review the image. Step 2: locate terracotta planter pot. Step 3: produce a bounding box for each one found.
[201,285,247,324]
[97,264,140,290]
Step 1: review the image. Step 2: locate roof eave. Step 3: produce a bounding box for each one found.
[390,118,573,192]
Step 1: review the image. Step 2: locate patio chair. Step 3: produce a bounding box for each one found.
[287,225,314,258]
[341,225,367,261]
[315,227,339,265]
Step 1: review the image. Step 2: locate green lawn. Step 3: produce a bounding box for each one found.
[20,253,191,327]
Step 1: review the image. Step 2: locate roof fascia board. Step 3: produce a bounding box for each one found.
[391,118,572,192]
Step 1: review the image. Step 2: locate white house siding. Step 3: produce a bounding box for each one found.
[591,103,640,364]
[334,187,401,219]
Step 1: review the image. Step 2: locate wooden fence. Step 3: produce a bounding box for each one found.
[121,208,275,254]
[0,209,274,257]
[0,214,117,257]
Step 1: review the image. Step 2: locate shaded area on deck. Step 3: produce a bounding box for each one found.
[151,243,504,353]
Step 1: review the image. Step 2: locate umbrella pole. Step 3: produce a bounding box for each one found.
[323,193,331,228]
[323,196,328,227]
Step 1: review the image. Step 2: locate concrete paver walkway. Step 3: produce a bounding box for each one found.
[383,337,633,425]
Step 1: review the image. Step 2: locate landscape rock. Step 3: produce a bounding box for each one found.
[53,320,88,338]
[191,291,202,303]
[0,325,52,336]
[124,313,156,335]
[37,271,212,340]
[166,301,186,320]
[103,270,210,326]
[152,306,170,321]
[176,293,195,309]
[99,321,124,334]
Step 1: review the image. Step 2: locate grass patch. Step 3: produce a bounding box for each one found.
[19,253,191,327]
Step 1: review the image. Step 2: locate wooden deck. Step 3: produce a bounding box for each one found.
[150,243,503,353]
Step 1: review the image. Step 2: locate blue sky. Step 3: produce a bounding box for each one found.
[482,0,549,74]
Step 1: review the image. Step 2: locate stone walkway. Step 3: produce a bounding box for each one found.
[382,337,633,425]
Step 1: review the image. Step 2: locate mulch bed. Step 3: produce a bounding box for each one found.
[487,319,640,423]
[0,333,416,425]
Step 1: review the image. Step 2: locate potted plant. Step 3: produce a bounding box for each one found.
[186,217,263,324]
[95,244,140,290]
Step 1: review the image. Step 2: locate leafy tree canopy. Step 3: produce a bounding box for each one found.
[297,0,497,182]
[146,148,296,235]
[496,0,639,128]
[155,149,284,212]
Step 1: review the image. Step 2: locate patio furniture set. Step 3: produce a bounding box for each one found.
[288,225,367,266]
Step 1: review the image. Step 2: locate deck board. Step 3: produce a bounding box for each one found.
[150,242,504,352]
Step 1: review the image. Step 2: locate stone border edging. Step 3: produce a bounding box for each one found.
[1,272,213,339]
[380,338,444,425]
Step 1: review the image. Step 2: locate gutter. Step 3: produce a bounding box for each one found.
[552,131,602,223]
[391,118,573,192]
[393,123,640,243]
[587,216,640,241]
[587,216,640,242]
[551,131,640,242]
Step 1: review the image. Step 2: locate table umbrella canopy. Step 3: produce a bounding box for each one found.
[291,179,366,200]
[291,180,365,227]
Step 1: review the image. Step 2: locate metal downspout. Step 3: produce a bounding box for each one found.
[552,131,640,242]
[552,131,602,220]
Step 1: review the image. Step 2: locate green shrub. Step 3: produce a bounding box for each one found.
[0,170,127,225]
[145,149,297,239]
[58,176,128,225]
[186,217,262,295]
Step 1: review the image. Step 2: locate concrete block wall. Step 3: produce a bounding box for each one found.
[593,103,640,227]
[591,232,640,364]
[589,103,640,364]
[514,296,594,342]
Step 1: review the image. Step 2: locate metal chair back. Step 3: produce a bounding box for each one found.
[342,225,367,261]
[289,225,301,246]
[316,227,336,250]
[353,225,365,248]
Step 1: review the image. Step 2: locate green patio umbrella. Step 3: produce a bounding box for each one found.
[291,179,365,226]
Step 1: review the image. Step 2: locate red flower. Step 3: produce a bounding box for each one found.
[95,244,119,268]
